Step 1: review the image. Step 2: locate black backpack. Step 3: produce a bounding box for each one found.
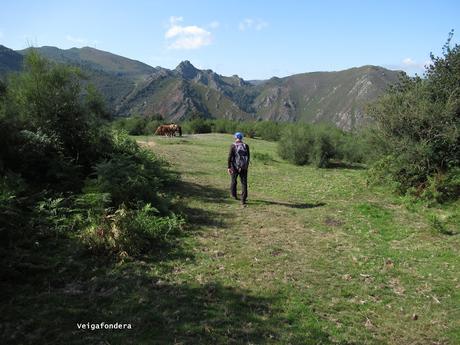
[233,142,249,170]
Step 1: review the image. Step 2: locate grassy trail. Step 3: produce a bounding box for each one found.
[136,133,459,345]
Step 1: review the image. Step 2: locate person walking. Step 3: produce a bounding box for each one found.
[227,132,250,206]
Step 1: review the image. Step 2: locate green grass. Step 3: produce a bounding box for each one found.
[2,133,459,344]
[138,133,460,344]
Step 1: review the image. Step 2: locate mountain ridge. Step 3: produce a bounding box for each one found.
[0,45,403,129]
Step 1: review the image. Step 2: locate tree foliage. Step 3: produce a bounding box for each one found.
[0,51,110,189]
[277,124,368,167]
[368,31,460,201]
[0,51,183,256]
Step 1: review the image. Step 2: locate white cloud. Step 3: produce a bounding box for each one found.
[209,21,220,29]
[402,57,431,69]
[165,16,212,50]
[402,57,417,66]
[239,18,268,31]
[66,35,98,46]
[392,57,432,76]
[170,16,183,25]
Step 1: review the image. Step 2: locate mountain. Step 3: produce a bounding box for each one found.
[18,46,156,79]
[0,45,403,129]
[0,45,23,78]
[252,66,400,128]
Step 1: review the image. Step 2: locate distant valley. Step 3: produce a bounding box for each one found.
[0,45,402,129]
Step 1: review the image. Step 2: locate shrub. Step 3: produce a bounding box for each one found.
[0,51,110,190]
[183,118,212,134]
[212,119,237,134]
[368,33,460,201]
[72,190,112,225]
[33,196,75,235]
[278,124,314,165]
[255,121,282,141]
[238,122,257,138]
[339,129,375,164]
[421,168,460,203]
[80,204,185,256]
[93,151,173,210]
[125,204,185,249]
[311,126,339,168]
[111,115,164,135]
[0,51,185,259]
[0,173,27,245]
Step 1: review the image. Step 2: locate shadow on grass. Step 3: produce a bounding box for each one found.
[169,180,231,229]
[171,181,230,204]
[187,170,211,176]
[1,233,336,345]
[1,256,338,345]
[326,161,367,170]
[176,203,229,229]
[252,199,326,209]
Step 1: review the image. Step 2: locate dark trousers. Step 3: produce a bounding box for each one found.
[230,169,248,203]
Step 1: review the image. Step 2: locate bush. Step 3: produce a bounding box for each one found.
[183,118,212,134]
[0,51,185,259]
[278,124,355,167]
[212,119,237,134]
[125,205,185,250]
[339,129,375,164]
[278,124,314,165]
[310,126,340,168]
[238,122,257,138]
[255,121,282,141]
[80,204,185,257]
[33,196,75,235]
[111,114,163,135]
[93,134,174,210]
[368,32,460,201]
[0,51,110,190]
[0,173,28,245]
[181,119,282,141]
[421,168,460,203]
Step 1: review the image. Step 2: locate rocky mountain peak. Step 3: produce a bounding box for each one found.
[175,60,198,79]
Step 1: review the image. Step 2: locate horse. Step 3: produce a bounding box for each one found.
[154,124,182,137]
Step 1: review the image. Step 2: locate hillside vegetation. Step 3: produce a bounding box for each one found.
[368,32,460,203]
[0,53,186,344]
[1,130,458,344]
[1,36,459,344]
[0,44,400,129]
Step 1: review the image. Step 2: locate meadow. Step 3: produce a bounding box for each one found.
[131,133,460,344]
[1,28,459,345]
[2,131,459,345]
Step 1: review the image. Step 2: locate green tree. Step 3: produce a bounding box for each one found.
[0,51,110,188]
[368,31,460,201]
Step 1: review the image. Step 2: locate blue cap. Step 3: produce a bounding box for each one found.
[234,132,243,139]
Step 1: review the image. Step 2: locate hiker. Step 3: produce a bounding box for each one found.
[227,132,250,206]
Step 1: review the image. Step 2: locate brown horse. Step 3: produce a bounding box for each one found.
[154,124,182,137]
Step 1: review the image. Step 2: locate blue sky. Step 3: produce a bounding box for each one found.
[1,0,459,79]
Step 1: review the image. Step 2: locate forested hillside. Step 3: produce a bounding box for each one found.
[0,45,400,129]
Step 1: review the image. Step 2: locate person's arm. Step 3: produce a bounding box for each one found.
[227,144,234,173]
[246,144,250,166]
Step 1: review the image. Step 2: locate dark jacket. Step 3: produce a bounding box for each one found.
[228,141,250,170]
